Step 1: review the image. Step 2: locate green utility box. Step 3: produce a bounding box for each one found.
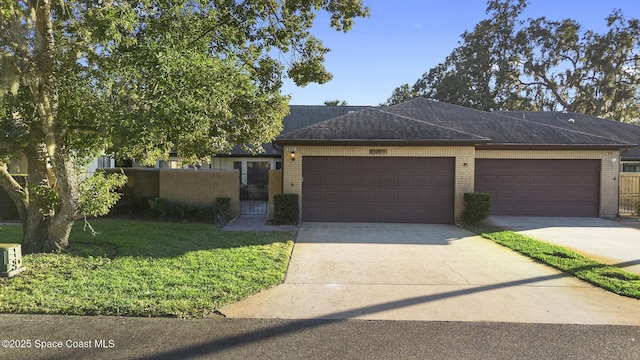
[0,243,25,277]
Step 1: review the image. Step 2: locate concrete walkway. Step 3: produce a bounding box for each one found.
[488,216,640,275]
[220,222,640,325]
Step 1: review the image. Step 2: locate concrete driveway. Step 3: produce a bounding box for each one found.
[488,216,640,275]
[220,222,640,324]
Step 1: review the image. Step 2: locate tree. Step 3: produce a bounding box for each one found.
[387,0,640,121]
[0,0,369,253]
[380,84,416,106]
[324,99,348,106]
[514,8,640,120]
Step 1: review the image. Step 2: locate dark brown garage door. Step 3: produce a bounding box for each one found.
[475,159,600,217]
[302,157,454,223]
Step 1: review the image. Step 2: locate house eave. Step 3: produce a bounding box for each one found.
[273,139,490,147]
[476,143,634,151]
[214,153,280,158]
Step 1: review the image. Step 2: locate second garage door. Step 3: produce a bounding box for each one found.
[302,157,454,223]
[475,159,600,217]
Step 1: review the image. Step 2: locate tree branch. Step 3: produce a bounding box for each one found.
[0,161,28,221]
[537,73,573,111]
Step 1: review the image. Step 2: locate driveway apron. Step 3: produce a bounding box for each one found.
[488,216,640,275]
[219,222,640,324]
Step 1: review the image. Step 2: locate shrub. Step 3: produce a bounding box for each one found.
[146,197,231,225]
[148,197,173,220]
[213,197,232,223]
[273,194,299,225]
[462,192,491,225]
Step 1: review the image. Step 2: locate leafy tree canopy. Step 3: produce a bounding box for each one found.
[324,99,348,106]
[0,0,369,253]
[384,0,640,122]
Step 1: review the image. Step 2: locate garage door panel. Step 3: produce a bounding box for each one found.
[476,159,599,217]
[395,175,415,186]
[395,192,415,203]
[323,192,340,203]
[377,176,395,187]
[303,157,454,223]
[376,192,395,203]
[341,192,359,202]
[304,191,325,203]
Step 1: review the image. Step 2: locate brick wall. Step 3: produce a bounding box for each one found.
[108,168,160,199]
[476,149,621,217]
[159,169,239,215]
[268,169,283,219]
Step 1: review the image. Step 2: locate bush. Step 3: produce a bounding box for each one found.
[273,194,299,225]
[147,197,231,225]
[214,197,232,223]
[148,197,173,220]
[462,192,491,225]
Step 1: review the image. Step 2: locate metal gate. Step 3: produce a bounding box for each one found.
[240,163,269,215]
[620,173,640,215]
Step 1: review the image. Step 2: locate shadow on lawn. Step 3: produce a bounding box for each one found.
[69,232,295,260]
[1,219,295,259]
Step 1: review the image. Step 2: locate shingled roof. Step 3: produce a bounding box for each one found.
[227,105,373,155]
[276,98,634,149]
[496,111,640,160]
[276,107,489,145]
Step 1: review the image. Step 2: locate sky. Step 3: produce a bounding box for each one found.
[280,0,640,106]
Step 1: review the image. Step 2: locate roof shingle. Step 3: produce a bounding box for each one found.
[276,98,634,149]
[277,107,488,143]
[496,111,640,159]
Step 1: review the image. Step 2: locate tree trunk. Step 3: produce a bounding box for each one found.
[22,212,73,253]
[19,146,79,254]
[12,0,79,254]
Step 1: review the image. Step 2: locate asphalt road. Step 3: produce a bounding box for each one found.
[1,314,639,359]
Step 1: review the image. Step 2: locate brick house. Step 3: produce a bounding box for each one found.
[274,98,636,223]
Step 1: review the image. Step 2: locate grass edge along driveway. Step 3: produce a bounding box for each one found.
[0,219,294,318]
[468,224,640,299]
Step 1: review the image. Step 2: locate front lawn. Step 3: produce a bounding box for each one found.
[0,219,294,318]
[469,225,640,299]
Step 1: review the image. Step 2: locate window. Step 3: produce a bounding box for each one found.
[97,155,113,168]
[623,164,640,172]
[159,160,180,169]
[115,159,133,167]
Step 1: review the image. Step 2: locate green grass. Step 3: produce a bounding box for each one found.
[469,224,640,299]
[0,219,294,318]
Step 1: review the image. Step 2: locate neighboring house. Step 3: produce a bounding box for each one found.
[88,105,371,214]
[95,105,372,178]
[496,111,640,172]
[274,97,636,223]
[3,100,639,221]
[210,105,372,183]
[88,105,370,200]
